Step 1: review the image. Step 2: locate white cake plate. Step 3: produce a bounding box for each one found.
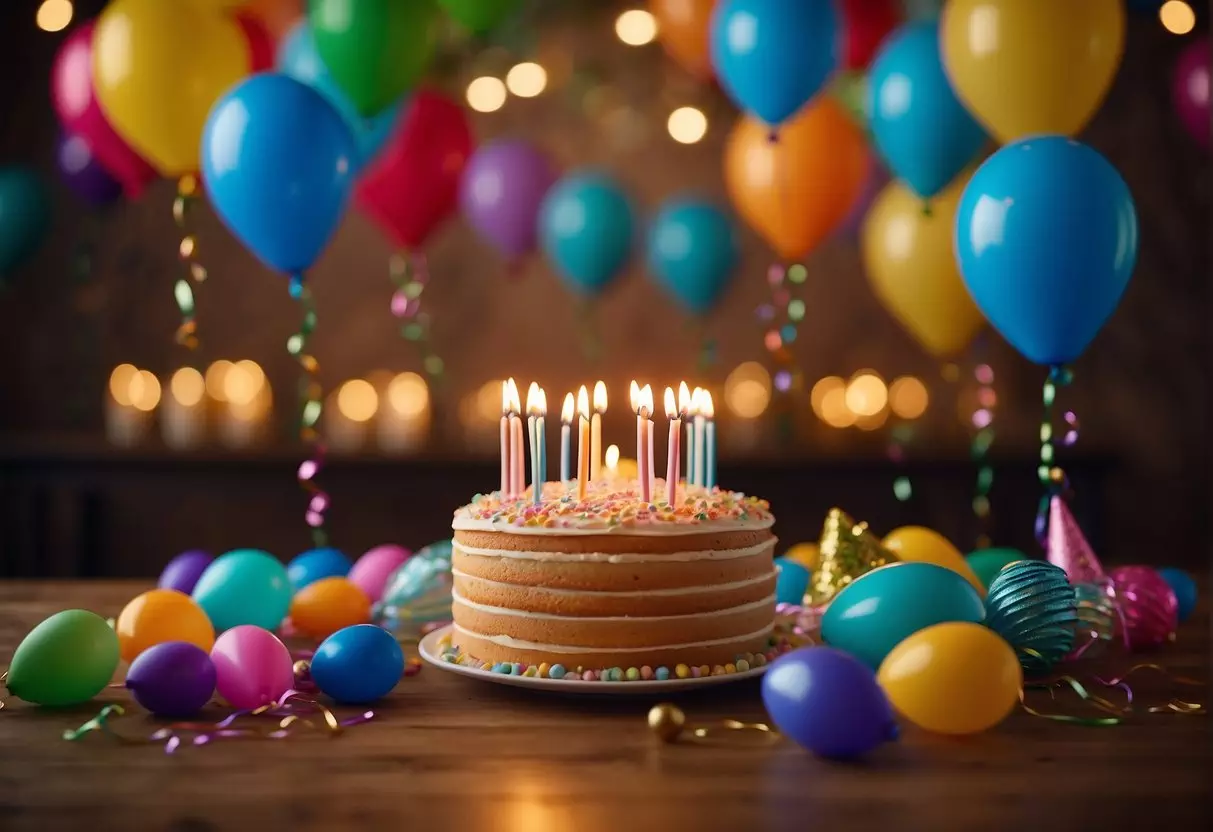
[418,624,768,694]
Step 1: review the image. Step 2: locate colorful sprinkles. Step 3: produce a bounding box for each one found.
[453,480,773,533]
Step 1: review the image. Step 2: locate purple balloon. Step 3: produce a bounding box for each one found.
[125,641,216,717]
[1173,41,1209,149]
[158,550,213,595]
[460,140,557,259]
[762,646,899,759]
[56,131,123,207]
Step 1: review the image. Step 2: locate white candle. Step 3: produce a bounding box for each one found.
[643,384,655,500]
[703,391,716,490]
[560,392,574,484]
[527,383,547,504]
[692,388,706,488]
[577,385,590,500]
[664,387,682,506]
[500,381,511,495]
[631,382,655,503]
[508,379,525,497]
[590,380,606,481]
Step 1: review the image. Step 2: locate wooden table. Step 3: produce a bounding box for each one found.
[1,581,1209,831]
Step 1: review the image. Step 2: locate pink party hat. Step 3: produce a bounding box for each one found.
[1046,495,1107,584]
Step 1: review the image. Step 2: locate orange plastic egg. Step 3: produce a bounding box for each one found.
[116,588,215,663]
[289,577,371,640]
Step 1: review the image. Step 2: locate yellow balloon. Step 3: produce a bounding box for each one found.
[861,173,984,359]
[93,0,251,176]
[882,526,985,597]
[878,622,1022,735]
[784,542,819,571]
[941,0,1125,144]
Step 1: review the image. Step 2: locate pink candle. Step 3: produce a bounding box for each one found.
[506,378,524,496]
[643,384,655,502]
[500,381,511,495]
[664,386,681,506]
[632,381,655,503]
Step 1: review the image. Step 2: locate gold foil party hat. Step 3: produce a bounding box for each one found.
[807,508,897,607]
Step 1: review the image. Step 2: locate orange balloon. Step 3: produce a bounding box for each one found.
[116,589,215,663]
[246,0,303,41]
[290,577,371,640]
[650,0,715,80]
[725,97,869,261]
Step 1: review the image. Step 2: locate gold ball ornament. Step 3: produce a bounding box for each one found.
[293,659,312,685]
[647,702,686,743]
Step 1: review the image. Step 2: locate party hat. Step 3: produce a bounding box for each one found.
[807,508,897,607]
[1046,495,1107,585]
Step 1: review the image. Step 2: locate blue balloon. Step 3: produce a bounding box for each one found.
[201,73,358,276]
[311,624,404,704]
[774,558,811,606]
[821,562,986,669]
[647,199,739,315]
[539,172,634,295]
[710,0,839,127]
[192,549,292,632]
[276,22,403,171]
[955,137,1138,366]
[1157,568,1197,623]
[286,547,351,592]
[762,647,899,759]
[0,167,50,278]
[867,22,986,199]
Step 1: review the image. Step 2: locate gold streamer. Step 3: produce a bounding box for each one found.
[647,703,780,747]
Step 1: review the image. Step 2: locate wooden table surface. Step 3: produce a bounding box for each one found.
[0,581,1209,832]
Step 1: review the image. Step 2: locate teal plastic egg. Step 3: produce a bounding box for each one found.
[821,562,986,669]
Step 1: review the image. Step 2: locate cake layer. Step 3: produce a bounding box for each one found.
[453,568,778,617]
[452,622,774,669]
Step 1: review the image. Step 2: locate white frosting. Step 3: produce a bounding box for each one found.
[452,539,776,564]
[451,515,775,536]
[453,622,775,654]
[452,589,776,621]
[451,568,776,598]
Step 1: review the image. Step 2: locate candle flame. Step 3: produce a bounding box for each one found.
[689,386,704,416]
[593,380,607,414]
[526,382,546,417]
[640,384,654,417]
[701,390,715,419]
[577,385,590,421]
[605,444,620,470]
[664,387,677,420]
[501,380,511,416]
[504,378,521,415]
[561,392,574,424]
[629,380,641,413]
[678,381,691,417]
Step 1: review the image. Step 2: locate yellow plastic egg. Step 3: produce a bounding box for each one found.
[882,526,985,597]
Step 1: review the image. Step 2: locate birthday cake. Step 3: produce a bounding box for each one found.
[449,481,778,674]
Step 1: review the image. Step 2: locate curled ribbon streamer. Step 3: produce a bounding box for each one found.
[1035,365,1076,545]
[63,704,135,742]
[970,361,996,547]
[0,670,8,710]
[757,263,805,400]
[173,175,208,351]
[689,719,781,747]
[288,274,329,547]
[390,251,445,381]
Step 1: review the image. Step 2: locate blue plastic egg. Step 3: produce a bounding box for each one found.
[821,562,986,669]
[310,624,405,704]
[774,558,811,605]
[287,547,352,592]
[1157,567,1197,623]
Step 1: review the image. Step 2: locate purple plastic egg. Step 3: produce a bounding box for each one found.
[125,641,216,717]
[158,550,213,595]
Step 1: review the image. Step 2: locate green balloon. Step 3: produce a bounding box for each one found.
[965,548,1027,591]
[309,0,440,116]
[5,610,120,707]
[438,0,522,34]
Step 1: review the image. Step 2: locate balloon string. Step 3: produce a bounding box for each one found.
[575,298,602,364]
[1035,365,1076,545]
[288,273,328,548]
[390,251,445,383]
[970,360,996,548]
[173,175,207,352]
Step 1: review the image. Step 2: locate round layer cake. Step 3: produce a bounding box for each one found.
[450,480,777,671]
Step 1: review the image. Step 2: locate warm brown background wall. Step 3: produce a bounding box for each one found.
[0,2,1208,575]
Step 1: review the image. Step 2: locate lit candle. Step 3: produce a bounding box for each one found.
[643,384,655,500]
[630,381,644,495]
[527,383,547,505]
[692,387,707,488]
[508,379,525,497]
[560,392,574,484]
[703,390,716,490]
[664,386,682,506]
[682,382,695,490]
[577,385,590,501]
[591,381,607,480]
[605,444,620,479]
[500,381,512,495]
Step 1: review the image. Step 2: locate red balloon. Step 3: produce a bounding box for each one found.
[50,20,157,198]
[356,91,474,250]
[235,12,276,73]
[839,0,901,71]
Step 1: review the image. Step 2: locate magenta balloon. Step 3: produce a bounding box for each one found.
[1173,41,1209,149]
[50,21,158,197]
[210,626,294,709]
[460,140,557,259]
[348,545,411,603]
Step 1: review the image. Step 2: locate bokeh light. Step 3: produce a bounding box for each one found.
[506,62,547,98]
[889,376,929,420]
[820,387,856,428]
[223,361,264,407]
[36,0,72,32]
[467,77,507,113]
[845,372,888,417]
[724,362,772,419]
[170,367,205,407]
[109,364,138,407]
[337,379,379,423]
[667,107,708,144]
[810,377,845,421]
[604,444,620,470]
[615,9,658,45]
[388,372,430,418]
[129,370,162,413]
[1160,1,1195,34]
[205,360,234,402]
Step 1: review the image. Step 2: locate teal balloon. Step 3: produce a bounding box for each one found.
[539,171,634,295]
[647,199,739,315]
[1157,568,1197,623]
[965,548,1025,591]
[5,610,119,707]
[984,560,1076,676]
[192,549,292,632]
[774,558,811,605]
[0,167,51,279]
[821,562,986,669]
[374,539,453,634]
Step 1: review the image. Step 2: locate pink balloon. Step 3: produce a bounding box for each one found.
[1173,41,1209,149]
[348,545,412,603]
[210,625,294,709]
[50,21,158,196]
